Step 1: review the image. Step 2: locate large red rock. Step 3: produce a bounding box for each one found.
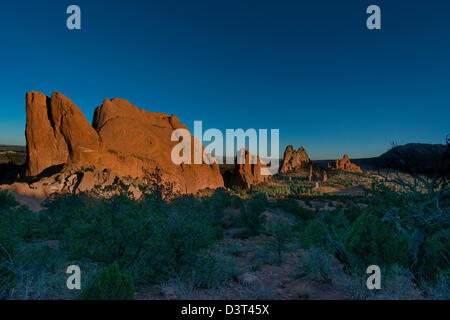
[279,145,311,173]
[24,91,224,194]
[333,154,363,173]
[225,149,270,190]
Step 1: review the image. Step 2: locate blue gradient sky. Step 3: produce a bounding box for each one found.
[0,0,449,159]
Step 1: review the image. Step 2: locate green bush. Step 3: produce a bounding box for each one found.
[298,219,329,249]
[190,251,242,288]
[0,242,16,299]
[0,190,18,210]
[231,195,244,209]
[40,193,94,237]
[345,213,407,269]
[238,207,266,237]
[82,262,134,300]
[62,194,152,267]
[300,247,336,284]
[203,189,232,232]
[247,192,268,214]
[236,193,267,237]
[137,209,217,282]
[0,192,37,245]
[423,229,450,280]
[266,218,294,262]
[0,191,38,298]
[293,206,315,221]
[343,206,363,223]
[276,198,299,213]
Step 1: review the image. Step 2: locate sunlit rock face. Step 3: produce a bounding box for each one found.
[279,145,311,174]
[333,154,363,173]
[24,91,224,194]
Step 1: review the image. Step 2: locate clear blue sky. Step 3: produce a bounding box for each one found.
[0,0,449,159]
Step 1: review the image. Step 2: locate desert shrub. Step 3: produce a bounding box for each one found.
[369,182,405,208]
[299,247,336,284]
[222,242,245,257]
[343,206,363,223]
[6,245,81,300]
[254,184,292,198]
[292,206,315,221]
[0,193,36,244]
[136,209,217,282]
[266,218,294,262]
[422,229,450,280]
[170,195,204,214]
[141,189,167,214]
[370,178,449,283]
[426,269,449,299]
[62,194,152,267]
[0,190,17,210]
[238,207,266,237]
[298,219,329,249]
[202,189,232,233]
[247,245,279,270]
[191,251,242,288]
[0,238,101,300]
[0,192,38,298]
[82,262,134,300]
[39,192,221,285]
[345,213,407,269]
[247,192,268,213]
[231,195,244,209]
[276,198,299,213]
[208,188,232,209]
[328,210,351,239]
[237,193,267,236]
[378,265,418,299]
[337,264,419,300]
[40,193,95,237]
[0,243,16,299]
[172,195,224,238]
[160,278,197,299]
[232,186,247,197]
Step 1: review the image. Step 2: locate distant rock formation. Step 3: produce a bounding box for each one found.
[333,155,363,173]
[24,91,224,194]
[323,170,328,182]
[224,149,270,189]
[279,145,311,173]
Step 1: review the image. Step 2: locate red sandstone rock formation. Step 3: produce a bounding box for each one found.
[279,145,311,173]
[25,91,100,176]
[24,91,224,194]
[333,154,363,173]
[225,149,270,189]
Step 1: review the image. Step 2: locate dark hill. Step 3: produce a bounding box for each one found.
[379,143,448,174]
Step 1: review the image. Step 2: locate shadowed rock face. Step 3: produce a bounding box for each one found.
[224,149,270,190]
[279,145,311,173]
[333,154,363,173]
[24,91,224,194]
